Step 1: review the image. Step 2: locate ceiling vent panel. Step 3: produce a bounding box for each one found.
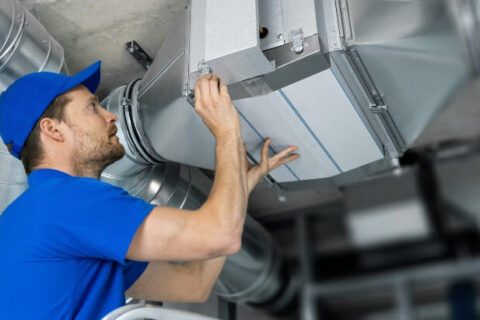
[235,69,384,182]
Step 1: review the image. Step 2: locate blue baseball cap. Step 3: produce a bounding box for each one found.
[0,61,101,159]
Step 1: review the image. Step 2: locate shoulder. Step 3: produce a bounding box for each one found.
[65,176,127,194]
[24,174,140,211]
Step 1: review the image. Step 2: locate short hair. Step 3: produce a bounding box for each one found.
[20,94,71,175]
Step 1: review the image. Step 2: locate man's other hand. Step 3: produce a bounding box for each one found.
[246,138,300,194]
[194,74,241,139]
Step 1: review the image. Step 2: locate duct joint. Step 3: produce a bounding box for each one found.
[345,49,406,156]
[120,80,163,165]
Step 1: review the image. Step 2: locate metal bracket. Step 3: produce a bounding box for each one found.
[125,40,153,70]
[289,29,305,54]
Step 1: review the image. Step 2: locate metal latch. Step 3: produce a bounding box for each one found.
[197,61,212,76]
[289,29,305,54]
[120,97,131,110]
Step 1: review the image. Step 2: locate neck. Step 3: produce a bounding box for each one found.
[72,161,103,179]
[36,158,104,179]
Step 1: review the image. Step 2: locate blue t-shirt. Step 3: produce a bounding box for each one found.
[0,169,155,319]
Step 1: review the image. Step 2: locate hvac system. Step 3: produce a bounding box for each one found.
[0,0,479,316]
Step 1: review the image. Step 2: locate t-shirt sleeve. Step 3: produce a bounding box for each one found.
[38,178,155,264]
[124,260,149,290]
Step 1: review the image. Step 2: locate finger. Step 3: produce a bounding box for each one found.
[199,73,212,81]
[271,153,300,170]
[219,80,229,97]
[194,84,202,109]
[261,138,272,162]
[270,145,298,162]
[209,75,221,102]
[199,76,212,106]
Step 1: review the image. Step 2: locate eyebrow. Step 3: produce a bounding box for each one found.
[88,95,100,104]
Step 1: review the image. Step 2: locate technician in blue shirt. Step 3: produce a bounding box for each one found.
[0,61,299,319]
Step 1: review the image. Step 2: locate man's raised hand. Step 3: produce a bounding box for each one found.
[194,74,241,139]
[246,138,300,194]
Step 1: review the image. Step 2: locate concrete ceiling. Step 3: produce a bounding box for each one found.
[17,0,480,216]
[19,0,188,98]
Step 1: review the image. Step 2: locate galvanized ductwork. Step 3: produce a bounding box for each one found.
[0,0,66,91]
[119,0,475,188]
[0,0,67,215]
[0,0,294,312]
[102,83,298,311]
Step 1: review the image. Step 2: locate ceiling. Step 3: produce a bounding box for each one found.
[17,0,480,216]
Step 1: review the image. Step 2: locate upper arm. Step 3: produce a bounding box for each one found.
[126,206,240,262]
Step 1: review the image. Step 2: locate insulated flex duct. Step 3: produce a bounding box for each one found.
[123,0,474,188]
[0,0,66,216]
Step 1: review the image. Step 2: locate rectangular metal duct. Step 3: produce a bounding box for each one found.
[133,0,473,186]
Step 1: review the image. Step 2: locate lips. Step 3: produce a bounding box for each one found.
[108,125,118,137]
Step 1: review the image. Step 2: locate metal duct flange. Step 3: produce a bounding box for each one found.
[0,0,66,91]
[102,83,153,172]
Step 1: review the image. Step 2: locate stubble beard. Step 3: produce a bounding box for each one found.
[71,127,125,179]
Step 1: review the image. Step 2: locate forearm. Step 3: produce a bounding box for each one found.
[202,132,248,240]
[175,256,227,302]
[126,257,227,303]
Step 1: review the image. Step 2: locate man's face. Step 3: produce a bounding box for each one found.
[61,85,125,171]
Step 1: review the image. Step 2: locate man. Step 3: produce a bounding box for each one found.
[0,61,299,319]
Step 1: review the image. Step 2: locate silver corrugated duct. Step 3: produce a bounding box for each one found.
[102,82,297,311]
[0,0,67,216]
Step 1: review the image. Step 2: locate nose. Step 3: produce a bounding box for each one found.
[101,106,118,124]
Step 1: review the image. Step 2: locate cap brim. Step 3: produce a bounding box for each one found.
[59,60,101,95]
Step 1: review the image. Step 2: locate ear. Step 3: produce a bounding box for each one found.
[38,118,65,142]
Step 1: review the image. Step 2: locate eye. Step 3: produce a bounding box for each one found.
[87,103,97,112]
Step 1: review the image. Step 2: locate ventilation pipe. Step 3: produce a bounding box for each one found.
[0,0,66,215]
[0,0,295,312]
[0,0,66,90]
[119,0,475,188]
[102,84,298,312]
